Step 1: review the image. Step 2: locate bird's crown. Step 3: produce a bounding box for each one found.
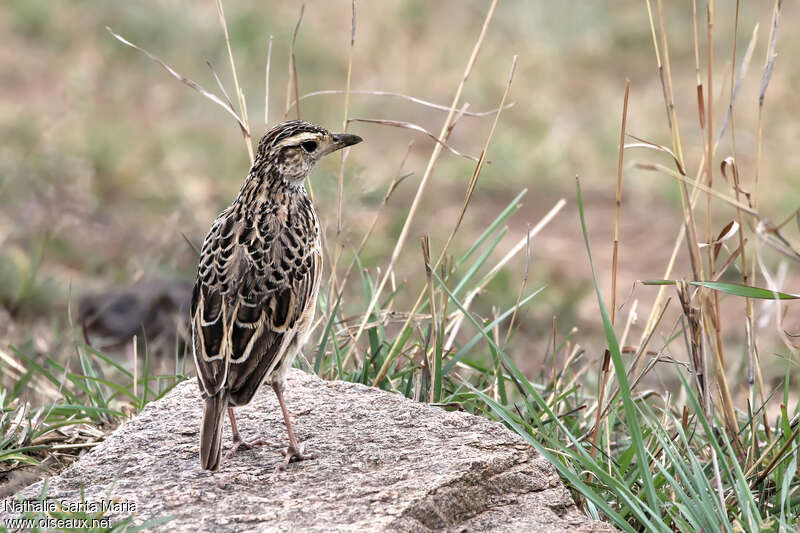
[256,120,329,157]
[251,120,362,183]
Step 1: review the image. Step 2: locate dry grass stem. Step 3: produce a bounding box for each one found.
[344,0,499,371]
[215,0,253,163]
[656,0,685,166]
[502,221,530,349]
[372,50,519,383]
[420,236,436,402]
[442,199,566,355]
[207,61,236,114]
[704,0,714,278]
[328,0,358,311]
[625,135,685,175]
[336,0,357,238]
[633,162,757,216]
[717,24,758,144]
[105,27,247,133]
[346,118,479,161]
[611,79,630,326]
[638,18,757,344]
[692,0,705,129]
[264,35,273,125]
[319,143,414,355]
[132,335,138,402]
[442,56,518,264]
[289,89,515,117]
[285,4,305,119]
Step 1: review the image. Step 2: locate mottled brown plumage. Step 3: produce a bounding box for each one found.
[191,120,362,470]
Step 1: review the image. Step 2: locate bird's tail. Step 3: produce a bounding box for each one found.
[200,392,227,471]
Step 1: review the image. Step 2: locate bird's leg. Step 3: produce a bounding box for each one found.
[271,381,315,468]
[225,407,268,459]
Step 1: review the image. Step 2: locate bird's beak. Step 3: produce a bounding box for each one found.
[329,133,363,153]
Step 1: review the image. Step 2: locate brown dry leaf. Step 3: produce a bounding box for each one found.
[696,220,740,262]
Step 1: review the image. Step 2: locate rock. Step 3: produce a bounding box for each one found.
[2,370,615,532]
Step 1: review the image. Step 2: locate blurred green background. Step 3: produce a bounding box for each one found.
[1,1,798,383]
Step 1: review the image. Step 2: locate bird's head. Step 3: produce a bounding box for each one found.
[255,120,362,183]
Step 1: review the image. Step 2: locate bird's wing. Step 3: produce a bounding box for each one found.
[191,207,321,403]
[191,212,235,396]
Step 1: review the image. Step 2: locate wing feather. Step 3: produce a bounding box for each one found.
[191,202,320,406]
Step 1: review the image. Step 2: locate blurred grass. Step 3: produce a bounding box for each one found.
[0,0,797,393]
[1,1,800,530]
[0,2,795,420]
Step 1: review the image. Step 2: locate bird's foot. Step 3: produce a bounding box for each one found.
[276,443,315,471]
[225,437,269,460]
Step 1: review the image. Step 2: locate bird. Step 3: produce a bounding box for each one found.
[191,120,362,471]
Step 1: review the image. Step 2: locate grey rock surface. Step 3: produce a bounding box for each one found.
[2,370,615,532]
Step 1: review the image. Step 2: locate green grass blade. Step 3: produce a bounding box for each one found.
[67,373,139,404]
[642,280,800,300]
[575,178,660,516]
[453,227,508,296]
[444,286,544,374]
[76,344,107,409]
[433,323,443,404]
[314,292,343,374]
[433,268,670,530]
[779,450,798,526]
[457,188,526,267]
[470,385,642,533]
[48,404,124,418]
[78,342,134,379]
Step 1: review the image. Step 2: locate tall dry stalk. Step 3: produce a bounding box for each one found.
[342,0,500,369]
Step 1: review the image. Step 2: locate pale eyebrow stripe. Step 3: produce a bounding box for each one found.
[274,132,322,148]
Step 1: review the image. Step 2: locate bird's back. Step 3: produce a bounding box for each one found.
[191,189,322,406]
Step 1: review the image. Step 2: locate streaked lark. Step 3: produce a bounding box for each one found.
[191,120,362,471]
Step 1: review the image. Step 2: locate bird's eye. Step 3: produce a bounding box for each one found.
[301,141,318,153]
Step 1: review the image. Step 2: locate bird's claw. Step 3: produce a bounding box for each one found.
[276,443,315,471]
[225,437,269,460]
